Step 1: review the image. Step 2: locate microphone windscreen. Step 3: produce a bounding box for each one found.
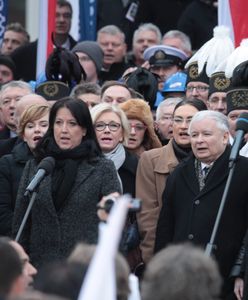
[236,112,248,132]
[37,157,55,175]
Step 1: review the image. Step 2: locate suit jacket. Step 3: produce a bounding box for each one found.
[136,139,178,263]
[155,147,248,296]
[12,156,121,269]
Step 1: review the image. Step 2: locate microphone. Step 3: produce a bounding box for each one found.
[24,156,55,196]
[229,112,248,168]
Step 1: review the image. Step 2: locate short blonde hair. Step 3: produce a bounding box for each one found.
[18,104,50,137]
[90,103,130,145]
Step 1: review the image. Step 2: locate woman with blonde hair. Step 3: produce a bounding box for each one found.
[0,104,50,236]
[91,103,141,272]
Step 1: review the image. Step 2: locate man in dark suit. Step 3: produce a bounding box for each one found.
[11,0,77,82]
[155,110,248,299]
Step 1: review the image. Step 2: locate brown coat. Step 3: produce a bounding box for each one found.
[136,139,178,263]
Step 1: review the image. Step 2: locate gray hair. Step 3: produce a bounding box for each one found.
[188,110,229,135]
[141,243,221,300]
[70,83,101,97]
[1,80,32,94]
[163,30,192,54]
[156,97,182,121]
[0,80,33,104]
[97,25,126,43]
[90,103,130,144]
[133,23,162,45]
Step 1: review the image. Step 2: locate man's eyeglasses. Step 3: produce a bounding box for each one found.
[186,86,209,92]
[95,121,121,132]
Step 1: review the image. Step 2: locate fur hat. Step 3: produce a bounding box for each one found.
[226,60,248,114]
[119,99,161,150]
[72,41,104,73]
[209,71,232,97]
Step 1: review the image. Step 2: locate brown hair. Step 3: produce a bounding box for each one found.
[18,104,50,137]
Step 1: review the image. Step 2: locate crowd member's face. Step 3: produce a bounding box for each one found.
[95,111,123,152]
[10,241,37,289]
[23,114,49,150]
[77,93,100,109]
[155,104,175,140]
[208,92,227,115]
[55,5,72,35]
[54,107,86,150]
[76,52,97,83]
[126,118,146,150]
[190,118,229,164]
[0,65,14,84]
[0,87,30,131]
[98,33,127,68]
[133,30,159,64]
[150,65,179,90]
[1,30,27,55]
[101,85,131,105]
[186,82,209,104]
[228,109,248,141]
[172,104,199,147]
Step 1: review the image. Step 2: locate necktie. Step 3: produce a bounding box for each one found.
[203,166,209,177]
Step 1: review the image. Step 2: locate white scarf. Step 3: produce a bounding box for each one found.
[104,143,126,193]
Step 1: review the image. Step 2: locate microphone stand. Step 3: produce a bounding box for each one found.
[205,160,237,256]
[15,191,38,242]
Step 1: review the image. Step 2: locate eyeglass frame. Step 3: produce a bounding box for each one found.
[186,85,209,93]
[94,121,122,132]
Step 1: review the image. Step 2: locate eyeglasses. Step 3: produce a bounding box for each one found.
[129,123,147,131]
[95,121,121,132]
[173,117,193,125]
[186,86,209,92]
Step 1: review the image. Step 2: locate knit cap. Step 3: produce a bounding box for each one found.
[72,41,104,73]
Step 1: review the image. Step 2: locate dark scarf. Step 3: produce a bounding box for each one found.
[36,137,101,211]
[172,139,192,162]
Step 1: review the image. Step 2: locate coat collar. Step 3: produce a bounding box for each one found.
[154,139,179,174]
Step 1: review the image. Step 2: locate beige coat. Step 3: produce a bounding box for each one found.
[136,139,178,263]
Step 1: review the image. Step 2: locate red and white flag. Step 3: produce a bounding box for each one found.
[36,0,56,79]
[218,0,248,47]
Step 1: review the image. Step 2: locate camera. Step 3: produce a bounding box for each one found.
[99,195,142,214]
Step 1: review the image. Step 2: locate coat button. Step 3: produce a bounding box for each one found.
[195,200,200,205]
[188,234,194,240]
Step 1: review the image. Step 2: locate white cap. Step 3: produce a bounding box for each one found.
[143,45,188,62]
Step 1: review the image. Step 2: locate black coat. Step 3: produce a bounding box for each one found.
[0,142,32,236]
[118,149,138,197]
[0,127,11,140]
[177,1,217,50]
[155,147,248,297]
[0,136,21,158]
[12,156,121,269]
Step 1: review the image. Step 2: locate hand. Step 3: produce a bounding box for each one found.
[97,192,120,221]
[234,277,244,300]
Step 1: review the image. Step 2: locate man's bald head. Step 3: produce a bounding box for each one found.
[15,94,48,128]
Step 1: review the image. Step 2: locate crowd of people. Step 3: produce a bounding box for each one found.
[1,0,248,300]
